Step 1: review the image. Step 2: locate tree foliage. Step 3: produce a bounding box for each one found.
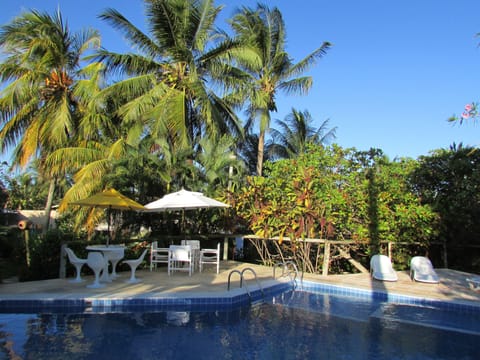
[267,108,336,159]
[0,9,101,232]
[44,0,246,232]
[411,145,480,271]
[3,2,479,278]
[228,4,330,175]
[233,144,438,273]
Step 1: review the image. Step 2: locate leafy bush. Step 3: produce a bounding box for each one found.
[19,229,85,281]
[0,225,21,258]
[411,145,480,273]
[0,226,24,282]
[233,144,438,273]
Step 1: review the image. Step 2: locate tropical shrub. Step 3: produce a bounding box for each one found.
[411,145,480,272]
[233,144,438,273]
[18,230,63,281]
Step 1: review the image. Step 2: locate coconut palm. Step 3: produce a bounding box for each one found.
[46,0,245,231]
[229,4,331,175]
[235,132,270,176]
[197,134,245,192]
[44,132,123,231]
[268,108,337,159]
[94,0,244,164]
[0,9,100,231]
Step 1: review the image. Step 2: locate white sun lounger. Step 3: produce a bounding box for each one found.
[370,254,398,282]
[410,256,439,284]
[466,276,480,291]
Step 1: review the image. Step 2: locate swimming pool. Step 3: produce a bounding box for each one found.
[0,287,478,359]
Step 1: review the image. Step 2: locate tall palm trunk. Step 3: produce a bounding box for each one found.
[256,130,265,176]
[43,177,56,234]
[256,110,270,176]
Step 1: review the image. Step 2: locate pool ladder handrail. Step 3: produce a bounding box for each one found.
[273,261,300,289]
[227,267,264,300]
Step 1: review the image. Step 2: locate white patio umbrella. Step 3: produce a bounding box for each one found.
[143,189,229,233]
[144,189,229,211]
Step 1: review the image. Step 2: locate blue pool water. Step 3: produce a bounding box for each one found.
[0,289,478,359]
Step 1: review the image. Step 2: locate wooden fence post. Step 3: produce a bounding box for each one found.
[223,237,229,260]
[322,241,331,276]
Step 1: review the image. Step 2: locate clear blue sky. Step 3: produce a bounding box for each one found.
[1,0,480,160]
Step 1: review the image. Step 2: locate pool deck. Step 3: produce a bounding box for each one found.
[1,261,479,308]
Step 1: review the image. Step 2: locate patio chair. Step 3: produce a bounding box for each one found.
[370,254,398,282]
[168,245,193,276]
[181,240,200,270]
[122,248,149,284]
[410,256,439,283]
[466,276,480,291]
[64,247,87,283]
[105,246,125,279]
[150,241,169,271]
[199,242,220,274]
[86,252,106,288]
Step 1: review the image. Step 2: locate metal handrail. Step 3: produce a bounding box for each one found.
[227,267,264,300]
[227,269,242,291]
[273,261,300,289]
[241,267,264,297]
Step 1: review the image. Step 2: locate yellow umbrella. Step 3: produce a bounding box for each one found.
[70,189,145,245]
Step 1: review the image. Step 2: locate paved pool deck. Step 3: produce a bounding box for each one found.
[1,261,479,308]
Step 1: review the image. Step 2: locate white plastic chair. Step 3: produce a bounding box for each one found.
[466,276,480,291]
[181,240,200,270]
[370,254,398,282]
[86,252,106,288]
[64,247,87,283]
[410,256,439,283]
[105,246,125,279]
[168,245,193,276]
[150,241,169,271]
[122,249,148,283]
[199,243,220,274]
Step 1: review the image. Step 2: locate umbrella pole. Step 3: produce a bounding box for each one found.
[107,205,111,246]
[181,209,185,238]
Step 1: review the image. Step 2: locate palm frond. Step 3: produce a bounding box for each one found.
[93,50,161,77]
[286,42,331,78]
[277,77,313,95]
[46,145,104,174]
[99,8,161,58]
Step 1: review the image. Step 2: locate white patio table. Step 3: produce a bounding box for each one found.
[86,245,125,282]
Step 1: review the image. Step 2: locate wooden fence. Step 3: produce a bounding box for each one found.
[242,235,446,275]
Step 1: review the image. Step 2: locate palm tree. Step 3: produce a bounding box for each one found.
[0,9,100,231]
[94,0,243,167]
[235,132,269,176]
[229,4,331,175]
[45,0,245,231]
[197,134,245,193]
[268,108,336,159]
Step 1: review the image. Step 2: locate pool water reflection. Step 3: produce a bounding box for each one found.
[0,290,478,359]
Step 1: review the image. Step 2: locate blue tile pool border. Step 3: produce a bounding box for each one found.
[299,280,480,313]
[1,279,479,314]
[0,282,290,313]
